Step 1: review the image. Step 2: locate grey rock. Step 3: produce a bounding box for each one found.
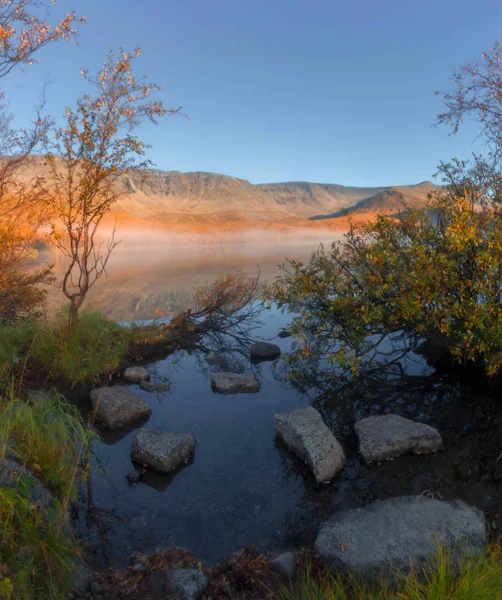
[354,414,443,463]
[122,366,150,383]
[205,351,226,366]
[0,458,53,508]
[275,407,346,483]
[166,568,208,600]
[126,469,142,485]
[139,381,170,393]
[129,551,151,574]
[211,372,260,394]
[250,341,281,359]
[278,329,292,339]
[271,552,296,577]
[70,563,94,596]
[315,495,486,582]
[131,429,195,474]
[90,387,151,429]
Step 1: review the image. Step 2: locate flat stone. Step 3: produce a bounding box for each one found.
[0,458,53,508]
[315,495,486,582]
[139,381,170,393]
[275,407,346,483]
[250,341,281,359]
[90,387,151,430]
[354,414,443,463]
[211,372,260,394]
[271,552,296,577]
[131,429,195,474]
[123,366,150,383]
[165,568,208,600]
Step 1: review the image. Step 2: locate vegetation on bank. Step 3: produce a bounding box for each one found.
[0,391,92,599]
[278,546,502,600]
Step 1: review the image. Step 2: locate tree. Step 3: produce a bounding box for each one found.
[437,40,502,165]
[266,162,502,379]
[0,1,85,319]
[46,48,181,330]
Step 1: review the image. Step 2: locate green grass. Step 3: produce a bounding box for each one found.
[0,311,130,387]
[0,390,94,599]
[278,546,502,600]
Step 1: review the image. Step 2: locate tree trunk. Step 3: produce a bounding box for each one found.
[69,300,79,332]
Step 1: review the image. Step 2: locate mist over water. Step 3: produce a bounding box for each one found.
[50,227,344,321]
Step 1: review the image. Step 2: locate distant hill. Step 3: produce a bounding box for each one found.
[309,181,437,220]
[17,158,439,229]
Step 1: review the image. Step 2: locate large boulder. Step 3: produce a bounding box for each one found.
[131,429,195,474]
[250,342,281,360]
[354,414,443,463]
[211,372,260,394]
[0,458,53,508]
[165,568,208,600]
[315,495,486,582]
[123,366,150,383]
[275,407,346,483]
[90,387,151,429]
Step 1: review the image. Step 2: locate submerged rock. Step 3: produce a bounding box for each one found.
[165,568,208,600]
[315,495,486,582]
[139,381,170,393]
[354,414,443,463]
[126,469,143,485]
[131,428,195,474]
[123,366,150,383]
[278,329,292,339]
[211,372,260,394]
[271,551,296,577]
[275,407,346,483]
[250,341,281,360]
[90,387,151,430]
[205,351,226,366]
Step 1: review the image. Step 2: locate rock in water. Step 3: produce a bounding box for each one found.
[165,568,208,600]
[131,429,195,474]
[250,341,281,359]
[211,372,260,394]
[278,329,292,339]
[90,387,151,429]
[123,366,150,383]
[354,414,443,463]
[205,351,226,366]
[315,495,486,582]
[139,381,170,393]
[275,407,346,483]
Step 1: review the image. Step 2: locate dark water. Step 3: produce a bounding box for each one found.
[81,307,502,568]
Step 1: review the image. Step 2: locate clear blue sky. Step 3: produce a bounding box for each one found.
[3,0,502,186]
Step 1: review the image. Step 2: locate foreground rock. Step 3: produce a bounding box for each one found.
[166,568,208,600]
[275,407,345,483]
[354,414,443,463]
[315,495,486,581]
[250,341,281,360]
[122,366,150,383]
[90,387,151,429]
[131,429,195,474]
[0,458,53,508]
[211,372,260,394]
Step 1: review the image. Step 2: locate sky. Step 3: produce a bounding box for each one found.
[3,0,502,186]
